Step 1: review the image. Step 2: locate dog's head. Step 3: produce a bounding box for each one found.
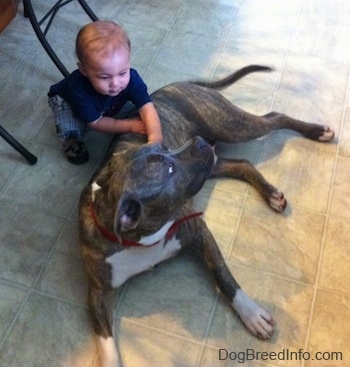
[102,136,213,241]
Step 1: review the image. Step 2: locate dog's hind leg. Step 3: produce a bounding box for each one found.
[197,226,274,339]
[200,110,335,144]
[261,112,334,142]
[210,157,287,212]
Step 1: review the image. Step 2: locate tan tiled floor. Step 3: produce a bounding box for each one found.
[0,0,349,366]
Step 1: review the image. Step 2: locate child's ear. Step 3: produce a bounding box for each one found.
[77,62,88,76]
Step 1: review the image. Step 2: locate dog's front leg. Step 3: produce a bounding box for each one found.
[88,283,121,367]
[210,157,286,212]
[199,226,274,339]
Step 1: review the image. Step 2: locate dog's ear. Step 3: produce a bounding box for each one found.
[114,195,142,233]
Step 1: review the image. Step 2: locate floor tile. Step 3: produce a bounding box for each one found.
[172,1,239,39]
[0,292,91,367]
[194,186,245,257]
[118,319,202,367]
[239,0,302,18]
[280,55,349,105]
[339,107,350,158]
[1,142,97,217]
[231,196,325,283]
[0,139,21,190]
[290,19,350,64]
[152,30,224,78]
[0,198,66,287]
[0,283,27,343]
[305,290,350,367]
[35,220,88,305]
[256,140,335,213]
[116,0,183,30]
[329,156,350,219]
[122,22,167,69]
[299,0,350,25]
[0,35,33,81]
[0,82,51,141]
[319,216,350,294]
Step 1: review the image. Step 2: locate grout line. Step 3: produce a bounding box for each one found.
[0,161,22,196]
[268,0,304,111]
[0,214,80,349]
[226,258,324,290]
[118,316,206,346]
[210,0,246,81]
[194,294,220,367]
[143,1,186,77]
[0,290,31,351]
[0,281,88,352]
[30,288,89,309]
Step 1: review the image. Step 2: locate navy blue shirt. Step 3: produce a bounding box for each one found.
[48,68,152,124]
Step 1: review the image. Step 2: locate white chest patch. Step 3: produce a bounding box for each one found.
[91,181,101,202]
[106,237,182,288]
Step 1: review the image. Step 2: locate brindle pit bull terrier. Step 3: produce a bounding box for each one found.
[79,65,334,366]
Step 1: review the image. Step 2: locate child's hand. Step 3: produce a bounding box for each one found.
[130,119,147,135]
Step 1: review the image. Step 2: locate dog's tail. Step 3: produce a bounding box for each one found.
[193,65,273,90]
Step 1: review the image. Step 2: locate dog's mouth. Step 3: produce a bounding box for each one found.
[202,147,215,171]
[193,138,215,173]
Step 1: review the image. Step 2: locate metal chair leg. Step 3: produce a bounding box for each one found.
[0,125,38,165]
[78,0,99,22]
[23,0,99,77]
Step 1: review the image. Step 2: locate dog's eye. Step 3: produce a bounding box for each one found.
[168,163,174,175]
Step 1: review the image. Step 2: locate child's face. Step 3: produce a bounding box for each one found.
[79,47,131,97]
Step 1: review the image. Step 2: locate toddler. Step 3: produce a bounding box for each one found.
[48,20,162,164]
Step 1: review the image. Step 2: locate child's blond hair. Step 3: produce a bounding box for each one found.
[76,20,131,65]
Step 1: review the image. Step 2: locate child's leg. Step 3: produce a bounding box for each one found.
[48,95,89,165]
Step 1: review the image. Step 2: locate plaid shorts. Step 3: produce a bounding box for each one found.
[48,95,138,143]
[48,95,88,142]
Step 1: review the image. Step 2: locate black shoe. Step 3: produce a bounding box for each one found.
[64,141,89,165]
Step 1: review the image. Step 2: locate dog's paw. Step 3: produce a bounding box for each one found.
[96,336,120,367]
[264,187,286,213]
[305,124,335,142]
[317,125,335,142]
[232,289,274,339]
[269,190,287,213]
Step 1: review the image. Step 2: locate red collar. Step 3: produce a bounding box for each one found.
[90,200,203,247]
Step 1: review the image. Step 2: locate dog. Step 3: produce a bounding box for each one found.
[78,65,334,366]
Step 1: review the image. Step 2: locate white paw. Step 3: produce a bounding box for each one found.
[232,289,274,339]
[96,336,120,367]
[318,126,335,142]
